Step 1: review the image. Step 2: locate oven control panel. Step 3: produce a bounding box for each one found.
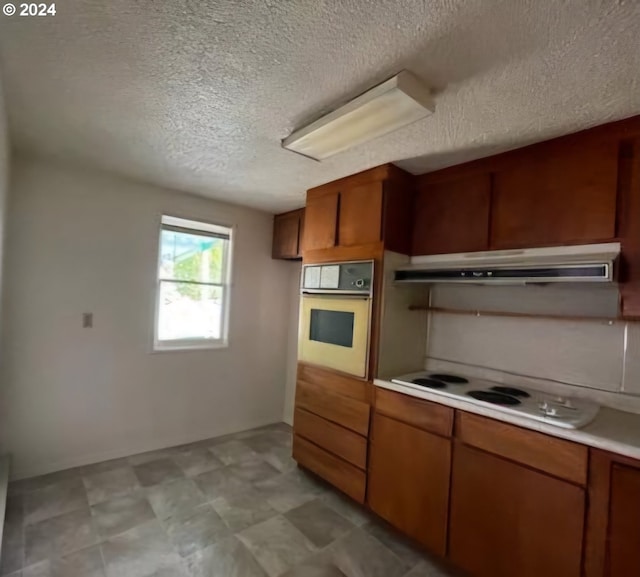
[302,260,374,295]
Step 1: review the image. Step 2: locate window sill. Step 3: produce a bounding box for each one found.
[152,341,229,353]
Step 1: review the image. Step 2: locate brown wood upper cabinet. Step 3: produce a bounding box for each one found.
[490,140,619,249]
[302,165,414,258]
[617,138,640,319]
[304,180,384,251]
[338,182,383,247]
[272,208,304,259]
[413,173,491,255]
[303,192,339,251]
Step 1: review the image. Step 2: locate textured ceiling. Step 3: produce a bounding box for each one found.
[1,1,639,213]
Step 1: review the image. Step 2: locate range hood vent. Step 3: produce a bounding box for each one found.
[395,243,620,285]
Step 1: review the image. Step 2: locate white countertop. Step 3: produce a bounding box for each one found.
[374,378,640,461]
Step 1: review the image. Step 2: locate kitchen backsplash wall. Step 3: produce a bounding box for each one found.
[424,284,640,413]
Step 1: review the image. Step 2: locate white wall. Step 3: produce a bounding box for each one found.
[2,157,298,479]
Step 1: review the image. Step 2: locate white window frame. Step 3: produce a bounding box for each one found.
[154,215,233,351]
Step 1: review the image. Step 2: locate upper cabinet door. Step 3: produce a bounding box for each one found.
[413,174,491,255]
[491,141,619,248]
[303,192,339,251]
[272,209,302,259]
[338,182,383,247]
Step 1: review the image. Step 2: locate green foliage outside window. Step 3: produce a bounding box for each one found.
[173,240,224,299]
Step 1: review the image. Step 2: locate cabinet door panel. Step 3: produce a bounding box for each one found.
[368,413,451,555]
[272,210,301,259]
[491,141,618,248]
[304,193,338,251]
[449,443,585,577]
[413,173,491,255]
[618,139,640,319]
[608,464,640,576]
[338,182,383,246]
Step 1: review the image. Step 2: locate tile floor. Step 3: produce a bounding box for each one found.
[0,423,461,577]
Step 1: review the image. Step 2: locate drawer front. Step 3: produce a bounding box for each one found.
[294,408,367,469]
[293,434,366,503]
[297,363,369,402]
[456,412,588,485]
[374,388,454,437]
[296,380,370,436]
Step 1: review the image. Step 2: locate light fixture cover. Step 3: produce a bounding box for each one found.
[282,71,434,161]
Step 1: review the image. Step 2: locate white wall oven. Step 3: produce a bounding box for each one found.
[298,260,374,378]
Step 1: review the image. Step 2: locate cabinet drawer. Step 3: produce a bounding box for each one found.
[294,408,367,469]
[374,388,453,437]
[297,363,369,402]
[296,380,370,436]
[293,434,366,503]
[456,412,588,485]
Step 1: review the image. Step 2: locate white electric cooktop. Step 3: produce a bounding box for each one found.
[390,371,600,429]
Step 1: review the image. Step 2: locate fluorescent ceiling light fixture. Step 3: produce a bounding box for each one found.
[282,71,434,161]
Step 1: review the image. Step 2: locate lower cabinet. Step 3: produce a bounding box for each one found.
[608,464,640,575]
[585,449,640,577]
[449,443,585,577]
[292,380,640,577]
[367,413,451,556]
[292,364,370,503]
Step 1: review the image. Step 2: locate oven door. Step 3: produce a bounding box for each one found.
[298,294,371,378]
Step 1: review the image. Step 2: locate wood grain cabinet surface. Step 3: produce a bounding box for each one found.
[294,407,367,469]
[338,182,383,247]
[272,208,304,259]
[490,140,618,249]
[292,363,371,503]
[293,434,366,503]
[617,138,640,319]
[302,164,414,262]
[585,449,640,577]
[303,192,339,251]
[455,412,588,485]
[608,464,640,576]
[368,412,451,556]
[449,442,585,577]
[412,173,491,255]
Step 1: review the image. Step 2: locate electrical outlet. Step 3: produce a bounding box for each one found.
[82,313,93,328]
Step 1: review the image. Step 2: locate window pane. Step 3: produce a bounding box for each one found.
[160,229,226,284]
[158,281,223,341]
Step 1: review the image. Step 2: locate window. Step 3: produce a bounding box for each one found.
[155,215,232,350]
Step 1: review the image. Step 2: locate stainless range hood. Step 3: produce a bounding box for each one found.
[394,243,621,284]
